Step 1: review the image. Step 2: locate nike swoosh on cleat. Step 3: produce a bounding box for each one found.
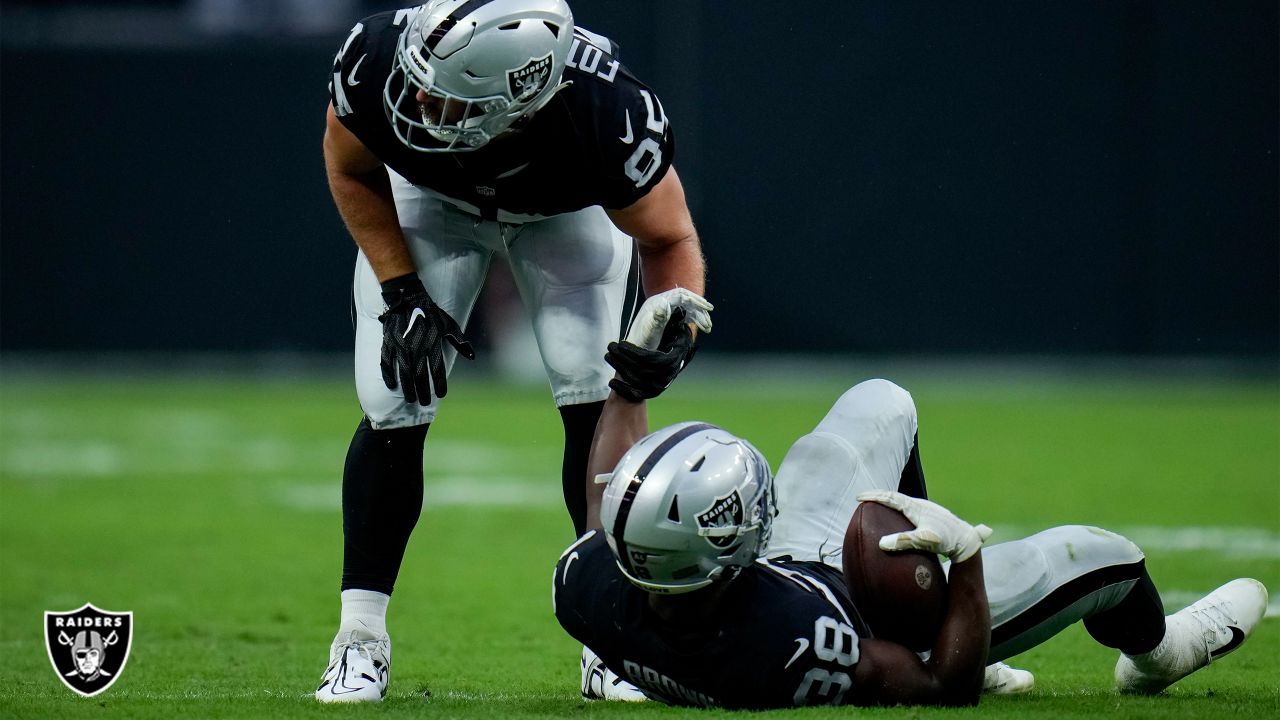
[348,54,367,86]
[1209,626,1246,659]
[619,112,634,144]
[404,307,426,338]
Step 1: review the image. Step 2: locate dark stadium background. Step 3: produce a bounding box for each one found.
[1,0,1276,358]
[1,5,1278,718]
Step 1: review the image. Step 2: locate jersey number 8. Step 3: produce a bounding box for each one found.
[793,616,858,706]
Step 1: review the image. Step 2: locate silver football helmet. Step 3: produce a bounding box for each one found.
[600,422,776,594]
[383,0,574,152]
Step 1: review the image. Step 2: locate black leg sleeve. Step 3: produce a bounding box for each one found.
[559,401,605,538]
[340,418,430,595]
[1084,563,1167,656]
[897,432,929,499]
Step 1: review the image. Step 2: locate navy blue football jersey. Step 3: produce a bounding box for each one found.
[553,531,874,709]
[328,10,674,220]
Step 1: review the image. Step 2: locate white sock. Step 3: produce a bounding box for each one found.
[339,589,390,637]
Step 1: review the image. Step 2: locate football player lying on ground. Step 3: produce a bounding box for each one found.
[555,321,1268,707]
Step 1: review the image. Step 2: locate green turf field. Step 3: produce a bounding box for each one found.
[1,366,1277,719]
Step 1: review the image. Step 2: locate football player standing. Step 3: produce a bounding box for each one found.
[553,332,1269,707]
[316,0,711,702]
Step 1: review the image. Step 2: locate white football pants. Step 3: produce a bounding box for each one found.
[765,379,1147,658]
[353,171,636,429]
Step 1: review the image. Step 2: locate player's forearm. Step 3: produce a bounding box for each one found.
[926,553,990,705]
[326,163,416,282]
[637,232,705,298]
[607,167,706,297]
[582,393,648,531]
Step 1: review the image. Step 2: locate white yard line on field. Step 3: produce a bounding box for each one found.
[276,484,1280,620]
[993,525,1280,559]
[277,486,1280,557]
[1161,590,1280,619]
[277,477,561,510]
[1119,526,1280,559]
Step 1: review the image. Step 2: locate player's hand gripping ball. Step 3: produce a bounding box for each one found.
[842,500,948,652]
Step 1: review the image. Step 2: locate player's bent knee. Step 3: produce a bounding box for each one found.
[831,379,917,427]
[1019,525,1146,571]
[362,405,435,431]
[844,378,914,412]
[1076,525,1145,564]
[355,376,438,430]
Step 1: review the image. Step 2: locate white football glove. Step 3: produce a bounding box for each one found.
[856,490,993,562]
[625,288,713,350]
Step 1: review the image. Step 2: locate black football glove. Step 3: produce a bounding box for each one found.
[378,273,475,405]
[606,307,698,402]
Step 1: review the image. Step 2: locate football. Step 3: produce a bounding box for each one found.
[842,500,948,652]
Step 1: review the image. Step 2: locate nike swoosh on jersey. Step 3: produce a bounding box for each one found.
[619,111,634,144]
[562,552,580,583]
[784,637,810,669]
[1209,626,1247,659]
[404,307,427,338]
[348,54,367,86]
[497,162,530,179]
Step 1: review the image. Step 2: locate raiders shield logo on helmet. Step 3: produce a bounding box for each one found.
[507,53,552,101]
[696,490,745,548]
[44,603,133,697]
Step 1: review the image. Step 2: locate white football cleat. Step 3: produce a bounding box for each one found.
[581,646,647,702]
[1115,578,1268,695]
[983,662,1035,694]
[315,622,391,703]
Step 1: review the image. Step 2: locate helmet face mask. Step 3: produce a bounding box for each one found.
[383,1,574,152]
[601,423,776,595]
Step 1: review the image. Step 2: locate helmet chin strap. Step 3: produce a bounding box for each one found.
[708,565,743,583]
[526,80,573,115]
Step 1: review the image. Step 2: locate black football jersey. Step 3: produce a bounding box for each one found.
[328,10,674,220]
[553,531,874,709]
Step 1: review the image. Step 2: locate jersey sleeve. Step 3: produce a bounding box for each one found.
[596,79,676,209]
[328,19,370,120]
[552,530,614,648]
[328,11,402,140]
[564,28,676,210]
[773,613,864,706]
[743,562,867,708]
